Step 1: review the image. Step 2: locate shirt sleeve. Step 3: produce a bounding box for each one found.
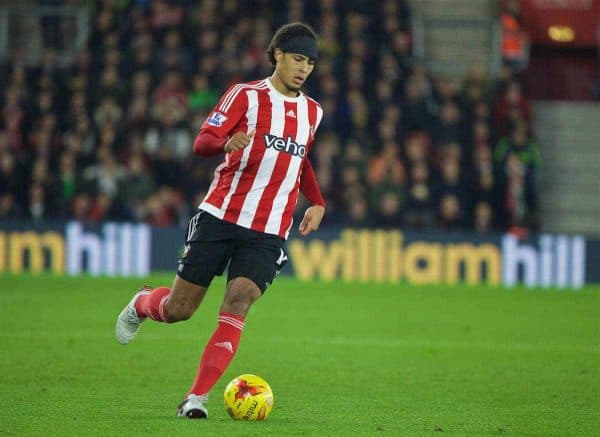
[198,84,249,139]
[299,158,326,207]
[306,103,324,152]
[192,131,228,156]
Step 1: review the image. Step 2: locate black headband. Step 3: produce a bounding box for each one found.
[278,35,318,60]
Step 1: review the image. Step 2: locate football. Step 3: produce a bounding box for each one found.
[223,374,274,420]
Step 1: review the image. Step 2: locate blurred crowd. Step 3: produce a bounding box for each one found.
[0,0,540,233]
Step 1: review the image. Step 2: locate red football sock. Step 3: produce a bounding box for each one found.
[134,287,171,322]
[188,312,245,397]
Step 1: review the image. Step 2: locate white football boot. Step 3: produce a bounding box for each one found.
[115,286,152,344]
[176,394,209,419]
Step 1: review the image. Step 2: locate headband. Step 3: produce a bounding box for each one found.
[278,35,318,60]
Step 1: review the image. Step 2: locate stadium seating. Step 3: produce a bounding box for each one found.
[0,0,539,233]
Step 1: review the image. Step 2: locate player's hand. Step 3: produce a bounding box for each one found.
[299,205,325,236]
[224,128,255,153]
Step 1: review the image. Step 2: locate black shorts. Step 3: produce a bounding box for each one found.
[177,210,288,293]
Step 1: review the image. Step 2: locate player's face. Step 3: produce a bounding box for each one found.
[277,52,315,93]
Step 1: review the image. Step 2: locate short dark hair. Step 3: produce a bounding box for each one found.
[266,22,317,66]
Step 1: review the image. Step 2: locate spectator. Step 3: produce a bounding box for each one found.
[502,152,537,230]
[372,188,404,228]
[94,96,123,127]
[94,65,126,108]
[500,0,529,71]
[368,141,406,188]
[403,74,432,131]
[0,192,21,219]
[0,151,26,206]
[494,120,540,176]
[404,131,430,164]
[156,29,192,77]
[404,161,435,228]
[82,147,126,198]
[311,131,340,209]
[150,0,183,32]
[438,193,464,230]
[431,100,465,145]
[188,74,219,113]
[56,151,81,217]
[129,33,155,73]
[71,193,93,222]
[474,201,494,233]
[494,80,531,136]
[472,143,499,208]
[27,183,51,221]
[461,65,489,117]
[434,156,467,213]
[118,154,155,221]
[145,70,190,161]
[88,191,118,222]
[344,193,372,227]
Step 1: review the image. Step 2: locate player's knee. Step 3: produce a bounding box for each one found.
[223,290,250,314]
[222,297,250,316]
[223,278,261,316]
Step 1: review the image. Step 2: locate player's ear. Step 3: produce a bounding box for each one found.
[274,49,284,64]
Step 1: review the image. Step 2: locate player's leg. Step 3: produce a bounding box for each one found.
[187,277,262,394]
[177,277,262,419]
[115,274,209,344]
[116,211,232,344]
[136,275,208,322]
[178,234,287,418]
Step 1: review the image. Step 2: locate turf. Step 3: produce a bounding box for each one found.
[0,275,599,436]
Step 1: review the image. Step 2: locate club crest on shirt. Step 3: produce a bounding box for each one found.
[207,111,228,127]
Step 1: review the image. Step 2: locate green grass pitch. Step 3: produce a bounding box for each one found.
[1,274,599,436]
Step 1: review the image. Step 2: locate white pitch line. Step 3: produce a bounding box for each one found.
[262,336,600,354]
[2,332,598,354]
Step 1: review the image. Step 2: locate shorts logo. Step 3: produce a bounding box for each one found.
[276,248,288,266]
[264,134,306,157]
[207,111,228,127]
[275,248,288,277]
[181,244,191,258]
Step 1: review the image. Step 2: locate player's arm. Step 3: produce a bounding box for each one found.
[192,84,254,157]
[192,131,228,156]
[193,129,255,156]
[298,158,326,237]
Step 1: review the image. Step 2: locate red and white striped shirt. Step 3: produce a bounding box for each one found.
[197,78,324,239]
